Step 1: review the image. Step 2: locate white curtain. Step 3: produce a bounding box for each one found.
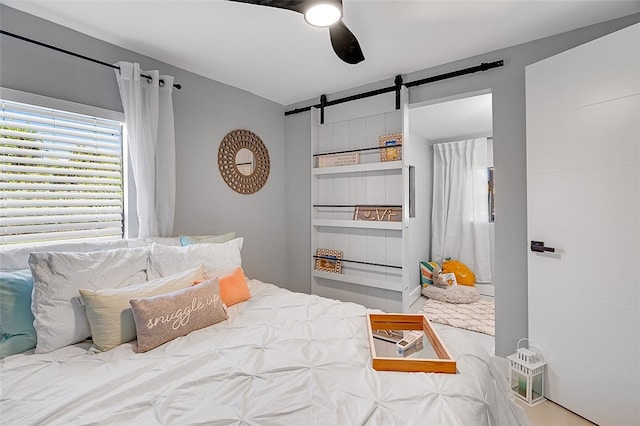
[115,62,175,237]
[431,138,492,282]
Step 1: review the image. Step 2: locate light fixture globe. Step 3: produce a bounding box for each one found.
[304,3,342,27]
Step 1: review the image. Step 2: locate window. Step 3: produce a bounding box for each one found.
[1,93,125,247]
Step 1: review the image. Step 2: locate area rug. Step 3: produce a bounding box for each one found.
[419,297,495,336]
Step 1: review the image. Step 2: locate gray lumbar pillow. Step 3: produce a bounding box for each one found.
[422,284,481,304]
[130,277,228,352]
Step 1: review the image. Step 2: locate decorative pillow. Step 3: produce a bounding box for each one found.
[28,246,150,353]
[179,232,236,246]
[79,265,205,351]
[148,237,243,280]
[440,273,458,286]
[130,277,228,353]
[0,239,131,271]
[0,269,36,358]
[422,284,481,304]
[420,261,441,286]
[442,259,476,286]
[218,267,251,307]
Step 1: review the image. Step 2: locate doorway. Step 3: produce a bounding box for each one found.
[409,90,495,296]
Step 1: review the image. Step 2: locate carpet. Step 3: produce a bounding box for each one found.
[419,297,495,336]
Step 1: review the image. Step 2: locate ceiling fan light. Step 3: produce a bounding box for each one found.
[304,3,342,27]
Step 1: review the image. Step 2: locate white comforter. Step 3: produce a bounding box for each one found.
[0,280,528,425]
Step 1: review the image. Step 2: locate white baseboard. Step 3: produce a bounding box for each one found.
[476,283,494,297]
[409,284,422,303]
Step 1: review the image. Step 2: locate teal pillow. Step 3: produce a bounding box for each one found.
[179,232,236,246]
[0,269,37,358]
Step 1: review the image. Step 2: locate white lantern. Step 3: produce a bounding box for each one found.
[507,342,546,406]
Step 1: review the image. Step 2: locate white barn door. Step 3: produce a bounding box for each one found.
[526,23,639,425]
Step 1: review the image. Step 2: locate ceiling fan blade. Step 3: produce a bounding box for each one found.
[228,0,364,64]
[329,21,365,64]
[226,0,306,14]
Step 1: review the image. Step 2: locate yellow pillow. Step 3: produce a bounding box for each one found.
[219,267,251,307]
[442,259,475,286]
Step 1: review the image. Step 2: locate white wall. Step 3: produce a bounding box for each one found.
[408,129,435,262]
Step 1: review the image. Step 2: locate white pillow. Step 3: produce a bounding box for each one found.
[79,265,205,351]
[29,246,150,353]
[148,237,243,280]
[0,239,132,271]
[131,237,181,247]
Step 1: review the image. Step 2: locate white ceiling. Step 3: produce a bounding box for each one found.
[410,93,493,142]
[2,0,640,106]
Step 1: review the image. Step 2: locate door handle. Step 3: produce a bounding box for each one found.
[531,241,555,253]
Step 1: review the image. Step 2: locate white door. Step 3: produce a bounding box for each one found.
[526,23,639,425]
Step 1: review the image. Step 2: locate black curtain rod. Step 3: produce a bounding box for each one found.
[284,60,503,117]
[0,29,182,90]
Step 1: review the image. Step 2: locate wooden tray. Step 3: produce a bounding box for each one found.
[366,313,456,373]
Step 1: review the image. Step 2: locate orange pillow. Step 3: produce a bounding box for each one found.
[218,267,251,306]
[442,259,476,286]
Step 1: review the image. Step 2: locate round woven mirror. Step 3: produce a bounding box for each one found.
[218,129,270,194]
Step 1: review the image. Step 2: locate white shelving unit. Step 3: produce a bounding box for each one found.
[310,90,428,313]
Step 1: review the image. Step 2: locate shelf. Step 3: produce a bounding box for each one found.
[312,270,403,292]
[310,104,418,313]
[313,219,403,230]
[312,160,403,175]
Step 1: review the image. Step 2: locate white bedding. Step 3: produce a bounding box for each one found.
[0,280,528,425]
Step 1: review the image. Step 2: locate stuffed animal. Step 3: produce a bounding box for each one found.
[442,259,476,286]
[432,269,451,288]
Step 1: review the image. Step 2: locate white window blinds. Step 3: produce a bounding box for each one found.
[1,98,124,246]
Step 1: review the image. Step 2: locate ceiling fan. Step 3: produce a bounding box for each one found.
[227,0,365,64]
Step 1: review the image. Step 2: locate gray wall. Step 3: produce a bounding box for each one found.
[284,13,640,356]
[0,5,288,286]
[284,111,312,294]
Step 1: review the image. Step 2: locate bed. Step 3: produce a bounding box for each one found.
[0,239,528,425]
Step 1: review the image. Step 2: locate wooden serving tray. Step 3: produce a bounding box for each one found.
[366,313,457,374]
